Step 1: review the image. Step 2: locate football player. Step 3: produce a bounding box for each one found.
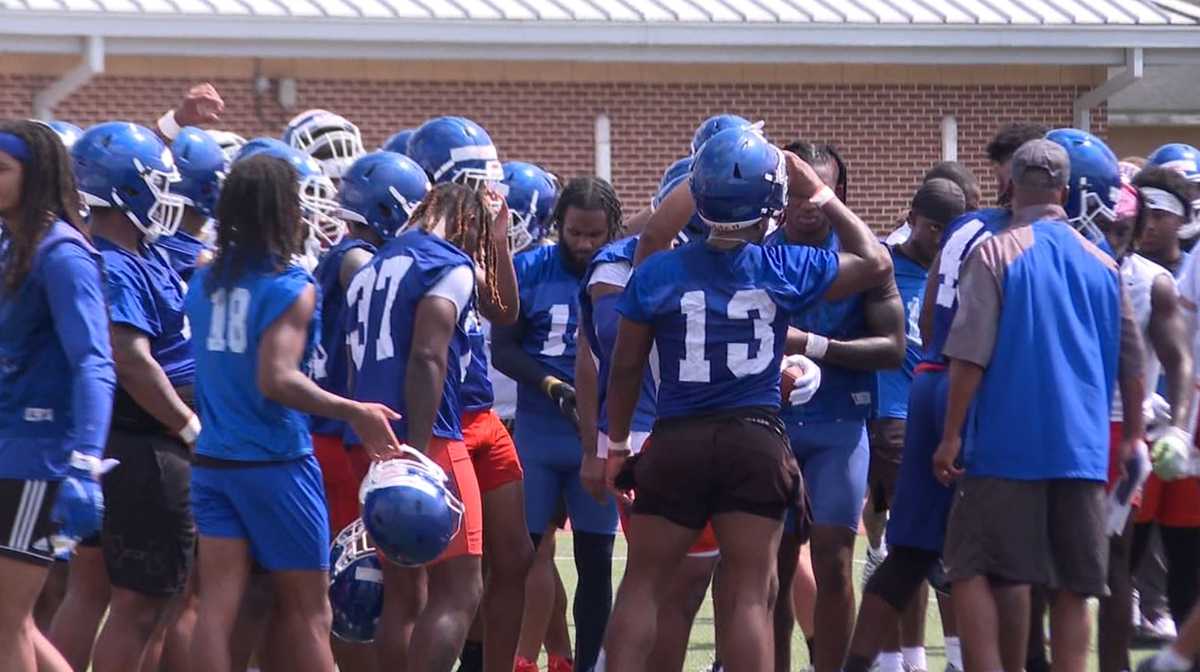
[184,154,400,672]
[284,109,367,182]
[491,176,625,672]
[605,126,890,671]
[345,182,513,671]
[0,120,114,672]
[765,141,906,672]
[153,126,226,281]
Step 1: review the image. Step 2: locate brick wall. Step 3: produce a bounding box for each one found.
[0,73,1107,232]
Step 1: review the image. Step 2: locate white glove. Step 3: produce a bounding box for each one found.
[781,354,822,406]
[1151,426,1194,481]
[1143,394,1172,442]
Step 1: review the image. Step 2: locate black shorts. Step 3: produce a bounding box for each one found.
[83,429,195,596]
[631,407,803,529]
[0,479,62,565]
[868,418,906,510]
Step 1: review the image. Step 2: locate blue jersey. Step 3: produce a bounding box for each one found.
[514,244,582,418]
[926,208,1011,364]
[765,229,873,422]
[346,229,474,442]
[617,240,838,419]
[97,237,195,387]
[310,237,376,437]
[580,236,656,434]
[460,309,495,412]
[153,230,211,282]
[874,246,928,420]
[185,264,319,462]
[0,221,116,480]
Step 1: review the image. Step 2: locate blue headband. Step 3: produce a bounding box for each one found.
[0,132,31,164]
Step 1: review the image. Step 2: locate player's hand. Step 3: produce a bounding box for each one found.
[932,436,963,486]
[605,451,633,507]
[349,402,404,461]
[175,83,225,127]
[1150,426,1193,481]
[51,452,119,545]
[543,377,579,430]
[581,453,608,504]
[483,185,512,245]
[781,354,821,406]
[782,150,825,201]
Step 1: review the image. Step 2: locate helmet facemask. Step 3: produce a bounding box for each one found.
[106,157,187,241]
[1069,177,1117,247]
[299,173,346,247]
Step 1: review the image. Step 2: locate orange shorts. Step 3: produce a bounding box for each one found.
[461,409,524,494]
[348,437,484,561]
[1134,417,1200,528]
[617,437,719,557]
[312,433,361,536]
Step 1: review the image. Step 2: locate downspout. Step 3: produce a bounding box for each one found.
[33,35,106,121]
[594,113,612,183]
[1074,47,1143,133]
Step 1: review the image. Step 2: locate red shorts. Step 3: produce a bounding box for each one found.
[617,437,719,557]
[348,437,484,561]
[461,409,524,494]
[313,433,361,535]
[1134,416,1200,528]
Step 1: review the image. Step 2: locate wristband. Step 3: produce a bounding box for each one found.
[804,333,830,360]
[810,186,836,208]
[68,451,103,476]
[608,438,630,456]
[178,414,201,444]
[157,110,182,140]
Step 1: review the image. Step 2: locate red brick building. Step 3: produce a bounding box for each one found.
[3,0,1198,230]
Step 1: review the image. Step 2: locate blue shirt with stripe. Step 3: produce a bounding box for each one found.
[310,237,376,437]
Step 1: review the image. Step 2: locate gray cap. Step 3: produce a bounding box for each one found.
[1011,139,1070,190]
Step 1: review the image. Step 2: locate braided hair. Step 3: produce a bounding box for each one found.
[550,176,624,242]
[0,119,87,293]
[208,155,306,291]
[407,182,504,311]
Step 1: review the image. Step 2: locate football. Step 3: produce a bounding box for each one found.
[781,362,806,404]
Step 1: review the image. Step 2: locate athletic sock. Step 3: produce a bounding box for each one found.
[944,637,963,670]
[902,646,927,671]
[457,640,483,672]
[573,531,616,671]
[878,651,904,672]
[1158,647,1193,672]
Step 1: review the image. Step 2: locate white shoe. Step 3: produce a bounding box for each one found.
[1132,589,1144,629]
[1139,614,1179,642]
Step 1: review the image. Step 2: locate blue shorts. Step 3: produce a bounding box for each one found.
[786,419,869,530]
[515,410,618,536]
[886,369,955,553]
[191,454,330,571]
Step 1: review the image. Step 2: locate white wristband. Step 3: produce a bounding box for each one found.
[68,451,103,475]
[178,414,201,444]
[608,438,631,455]
[804,334,830,360]
[157,110,182,140]
[810,186,836,208]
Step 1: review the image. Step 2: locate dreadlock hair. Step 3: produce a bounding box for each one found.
[207,155,305,291]
[0,119,87,294]
[406,182,504,311]
[784,141,848,204]
[550,176,624,242]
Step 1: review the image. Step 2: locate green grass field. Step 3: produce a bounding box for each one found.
[547,532,1163,672]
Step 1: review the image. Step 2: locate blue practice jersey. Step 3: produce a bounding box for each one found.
[874,246,928,420]
[514,244,582,418]
[460,309,495,412]
[310,237,376,437]
[0,221,116,480]
[926,208,1011,364]
[186,264,319,462]
[765,229,874,422]
[346,229,474,443]
[617,240,838,419]
[153,230,211,282]
[97,237,195,387]
[580,236,657,434]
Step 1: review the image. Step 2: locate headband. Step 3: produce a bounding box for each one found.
[1141,187,1186,217]
[0,132,31,164]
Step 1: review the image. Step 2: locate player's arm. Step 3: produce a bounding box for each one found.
[575,327,600,459]
[110,324,196,443]
[404,295,458,455]
[622,207,652,237]
[491,314,555,388]
[1149,274,1191,432]
[786,278,905,370]
[606,317,654,447]
[633,182,692,265]
[258,284,401,458]
[154,83,225,142]
[476,195,519,326]
[919,249,943,343]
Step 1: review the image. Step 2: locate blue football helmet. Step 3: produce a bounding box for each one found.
[1046,128,1122,245]
[359,447,465,567]
[171,127,227,220]
[73,122,186,241]
[498,161,558,252]
[381,128,416,156]
[689,127,787,231]
[337,151,431,240]
[283,109,365,180]
[329,519,384,643]
[45,121,83,149]
[407,116,503,187]
[691,114,752,155]
[235,137,345,246]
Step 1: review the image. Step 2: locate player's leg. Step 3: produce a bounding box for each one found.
[712,511,786,671]
[1159,524,1200,628]
[1100,515,1136,672]
[0,554,57,672]
[377,562,426,669]
[514,413,565,668]
[266,570,336,672]
[93,587,171,672]
[563,436,618,671]
[900,583,929,671]
[547,552,574,666]
[190,535,253,672]
[47,544,110,670]
[516,527,558,667]
[844,545,941,672]
[32,623,72,672]
[793,545,817,658]
[938,594,963,672]
[775,532,802,672]
[1047,480,1108,672]
[33,560,68,631]
[650,552,718,671]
